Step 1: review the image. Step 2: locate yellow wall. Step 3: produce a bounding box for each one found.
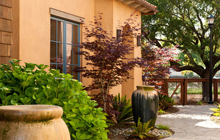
[12,0,143,98]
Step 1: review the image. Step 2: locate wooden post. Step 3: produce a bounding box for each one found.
[184,79,187,105]
[181,80,184,105]
[164,79,168,95]
[214,79,218,102]
[171,82,181,98]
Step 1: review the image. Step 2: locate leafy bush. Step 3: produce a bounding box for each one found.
[158,109,165,114]
[130,118,154,139]
[159,95,175,110]
[0,60,108,140]
[112,93,133,123]
[91,92,119,124]
[155,124,170,130]
[210,104,220,116]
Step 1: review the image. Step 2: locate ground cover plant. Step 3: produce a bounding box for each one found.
[155,124,170,130]
[112,93,133,124]
[210,103,220,116]
[159,95,175,111]
[209,103,220,126]
[0,60,108,140]
[129,118,154,139]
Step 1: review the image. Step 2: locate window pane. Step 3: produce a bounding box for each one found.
[57,64,63,73]
[57,43,63,64]
[72,25,78,44]
[66,45,79,65]
[50,42,56,63]
[50,19,56,41]
[57,21,63,42]
[50,64,56,70]
[67,65,78,79]
[66,23,72,44]
[50,17,80,80]
[66,45,72,64]
[73,45,79,64]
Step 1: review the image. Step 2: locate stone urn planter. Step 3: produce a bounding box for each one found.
[0,105,70,140]
[132,85,159,127]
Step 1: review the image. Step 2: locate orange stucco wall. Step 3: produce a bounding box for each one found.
[12,0,142,98]
[93,0,142,98]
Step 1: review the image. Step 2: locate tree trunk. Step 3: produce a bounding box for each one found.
[201,71,210,102]
[202,82,209,101]
[103,94,106,112]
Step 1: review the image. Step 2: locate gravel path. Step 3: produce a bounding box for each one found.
[156,105,220,140]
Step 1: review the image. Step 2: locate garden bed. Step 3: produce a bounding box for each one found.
[210,114,220,125]
[108,107,179,140]
[108,125,174,140]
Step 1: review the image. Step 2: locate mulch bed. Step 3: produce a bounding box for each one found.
[127,136,159,140]
[127,128,175,140]
[108,107,178,140]
[158,106,179,115]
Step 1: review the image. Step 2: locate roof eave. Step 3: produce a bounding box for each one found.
[118,0,158,15]
[141,11,158,15]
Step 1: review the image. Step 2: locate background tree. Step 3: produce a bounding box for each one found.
[142,0,220,101]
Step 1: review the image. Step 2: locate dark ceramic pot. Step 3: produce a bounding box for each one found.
[132,85,159,127]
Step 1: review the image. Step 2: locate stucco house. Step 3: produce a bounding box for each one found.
[0,0,157,98]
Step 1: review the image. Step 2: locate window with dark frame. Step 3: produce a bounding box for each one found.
[50,17,80,80]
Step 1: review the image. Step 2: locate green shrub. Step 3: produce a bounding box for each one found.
[130,118,154,139]
[0,60,108,140]
[159,95,174,110]
[112,93,133,123]
[158,109,165,114]
[197,101,203,105]
[155,124,170,130]
[210,104,220,116]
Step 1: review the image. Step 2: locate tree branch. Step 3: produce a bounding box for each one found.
[213,55,220,66]
[170,61,204,76]
[214,64,220,76]
[186,52,204,70]
[143,32,162,48]
[195,8,204,35]
[191,36,199,45]
[186,9,202,41]
[157,39,176,46]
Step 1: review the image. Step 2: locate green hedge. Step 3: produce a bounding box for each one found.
[0,60,108,140]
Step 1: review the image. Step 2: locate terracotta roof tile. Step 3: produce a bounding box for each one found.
[133,0,158,13]
[118,0,158,15]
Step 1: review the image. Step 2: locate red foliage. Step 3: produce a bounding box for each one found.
[141,42,179,91]
[74,12,144,111]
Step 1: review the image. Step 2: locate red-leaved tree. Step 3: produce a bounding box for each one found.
[75,13,144,112]
[142,41,179,92]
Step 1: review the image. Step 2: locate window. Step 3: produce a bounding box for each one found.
[50,17,80,80]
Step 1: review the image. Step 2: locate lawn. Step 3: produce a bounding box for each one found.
[168,82,220,95]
